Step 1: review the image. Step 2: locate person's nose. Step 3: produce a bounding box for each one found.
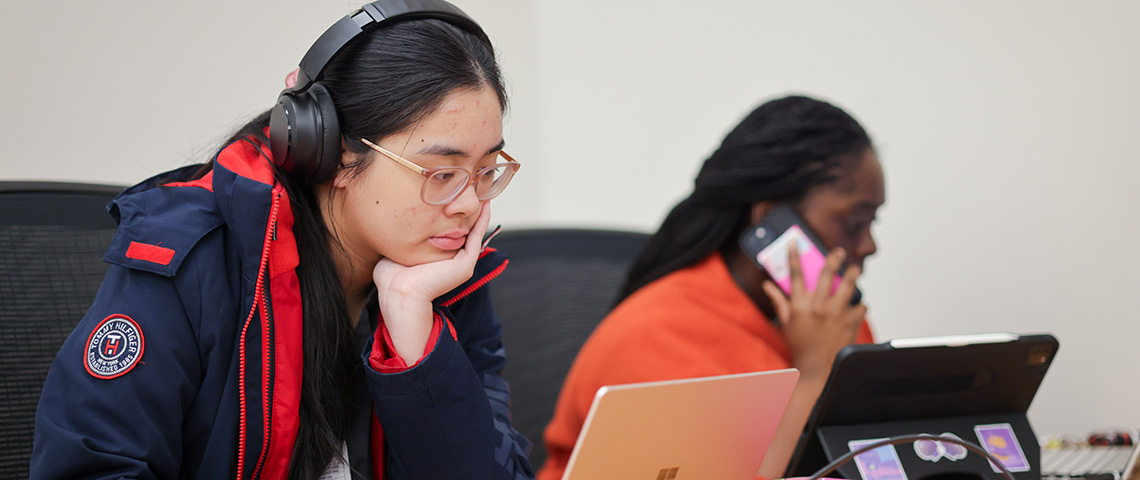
[855,230,878,267]
[444,180,482,217]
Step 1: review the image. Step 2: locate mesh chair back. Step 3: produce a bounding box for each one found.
[487,228,649,468]
[0,181,123,478]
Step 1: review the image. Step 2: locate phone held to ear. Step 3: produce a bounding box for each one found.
[738,205,862,306]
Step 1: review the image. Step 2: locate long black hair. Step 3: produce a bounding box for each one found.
[616,95,871,303]
[211,18,505,480]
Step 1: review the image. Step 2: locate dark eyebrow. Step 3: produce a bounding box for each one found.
[416,140,506,157]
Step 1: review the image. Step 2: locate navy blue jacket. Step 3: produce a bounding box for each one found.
[31,138,534,479]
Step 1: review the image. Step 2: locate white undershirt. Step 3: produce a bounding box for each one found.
[318,442,352,480]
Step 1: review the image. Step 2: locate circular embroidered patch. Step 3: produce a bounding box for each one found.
[84,314,145,380]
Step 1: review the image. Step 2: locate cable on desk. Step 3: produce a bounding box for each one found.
[807,433,1016,480]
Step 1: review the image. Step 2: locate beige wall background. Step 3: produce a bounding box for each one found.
[3,0,1138,438]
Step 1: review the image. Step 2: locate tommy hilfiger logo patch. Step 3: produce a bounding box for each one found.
[84,314,145,380]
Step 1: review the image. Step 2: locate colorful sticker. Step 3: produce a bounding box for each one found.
[848,438,909,480]
[913,432,968,463]
[974,423,1031,473]
[84,314,145,380]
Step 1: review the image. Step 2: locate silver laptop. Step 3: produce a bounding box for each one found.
[562,369,799,480]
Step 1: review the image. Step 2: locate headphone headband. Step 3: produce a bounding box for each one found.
[270,0,490,182]
[286,0,489,94]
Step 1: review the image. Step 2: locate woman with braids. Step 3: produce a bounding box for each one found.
[32,1,533,479]
[538,95,885,480]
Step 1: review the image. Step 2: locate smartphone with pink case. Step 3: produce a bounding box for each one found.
[738,205,861,305]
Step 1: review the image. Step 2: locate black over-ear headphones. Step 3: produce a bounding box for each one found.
[269,0,490,183]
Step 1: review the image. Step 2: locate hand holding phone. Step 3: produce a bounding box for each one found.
[741,206,868,381]
[738,205,861,305]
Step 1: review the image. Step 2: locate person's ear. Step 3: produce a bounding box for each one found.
[330,139,354,189]
[284,68,300,89]
[749,201,778,224]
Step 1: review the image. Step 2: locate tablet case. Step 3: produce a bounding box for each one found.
[785,333,1059,480]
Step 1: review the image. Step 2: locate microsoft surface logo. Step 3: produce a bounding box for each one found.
[656,467,679,479]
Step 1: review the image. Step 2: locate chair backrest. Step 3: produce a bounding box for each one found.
[487,228,650,468]
[0,181,123,478]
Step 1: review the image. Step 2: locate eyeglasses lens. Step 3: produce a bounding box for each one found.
[423,160,518,205]
[424,169,468,205]
[475,164,515,198]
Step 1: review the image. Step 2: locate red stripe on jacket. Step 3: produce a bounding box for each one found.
[125,241,176,265]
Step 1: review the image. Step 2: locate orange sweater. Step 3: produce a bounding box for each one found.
[537,253,874,480]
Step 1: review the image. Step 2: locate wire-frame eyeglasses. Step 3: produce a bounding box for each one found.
[360,137,520,206]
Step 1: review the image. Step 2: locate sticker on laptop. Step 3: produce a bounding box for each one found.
[914,432,968,463]
[974,423,1031,473]
[848,437,909,480]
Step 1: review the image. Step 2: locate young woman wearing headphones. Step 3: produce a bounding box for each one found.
[31,1,531,479]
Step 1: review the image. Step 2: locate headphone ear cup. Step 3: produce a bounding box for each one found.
[307,83,342,183]
[270,91,314,177]
[268,83,340,181]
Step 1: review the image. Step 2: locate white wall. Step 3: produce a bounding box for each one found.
[3,0,1137,438]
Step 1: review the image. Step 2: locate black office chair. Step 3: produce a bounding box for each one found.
[0,181,124,478]
[487,228,650,468]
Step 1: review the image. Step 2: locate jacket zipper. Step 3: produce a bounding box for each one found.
[440,256,509,308]
[238,190,281,480]
[250,274,275,479]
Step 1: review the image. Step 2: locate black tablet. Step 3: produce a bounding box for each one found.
[784,332,1060,480]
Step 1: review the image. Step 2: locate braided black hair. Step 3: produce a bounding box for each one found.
[616,95,872,303]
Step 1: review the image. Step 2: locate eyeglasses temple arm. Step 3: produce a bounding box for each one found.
[498,150,519,165]
[359,138,429,176]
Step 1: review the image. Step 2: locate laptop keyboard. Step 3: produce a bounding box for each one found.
[1042,446,1134,480]
[1041,431,1138,480]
